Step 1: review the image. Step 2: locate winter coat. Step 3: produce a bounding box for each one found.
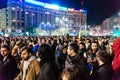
[0,54,19,80]
[16,59,40,80]
[37,61,59,80]
[112,37,120,80]
[93,64,114,80]
[65,54,89,80]
[55,53,67,72]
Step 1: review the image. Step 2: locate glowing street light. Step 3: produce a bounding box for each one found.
[118,13,120,16]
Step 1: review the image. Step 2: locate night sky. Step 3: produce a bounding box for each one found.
[38,0,120,25]
[0,0,120,25]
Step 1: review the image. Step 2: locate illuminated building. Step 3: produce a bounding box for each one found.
[0,0,87,34]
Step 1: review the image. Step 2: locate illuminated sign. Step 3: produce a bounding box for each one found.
[25,0,87,12]
[25,0,44,7]
[51,4,59,10]
[59,6,67,11]
[68,8,74,11]
[44,3,51,8]
[44,3,59,10]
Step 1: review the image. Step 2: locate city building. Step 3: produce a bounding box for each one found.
[0,0,87,35]
[101,16,120,35]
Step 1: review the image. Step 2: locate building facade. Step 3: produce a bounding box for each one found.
[0,0,87,35]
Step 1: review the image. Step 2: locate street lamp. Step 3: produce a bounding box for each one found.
[118,13,120,17]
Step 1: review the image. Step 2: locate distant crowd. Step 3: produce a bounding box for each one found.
[0,36,120,80]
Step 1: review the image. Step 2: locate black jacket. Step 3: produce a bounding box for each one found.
[38,61,59,80]
[93,64,114,80]
[65,54,89,80]
[55,53,67,72]
[0,54,19,80]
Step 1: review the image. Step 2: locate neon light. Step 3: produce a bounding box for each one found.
[83,10,87,13]
[59,6,67,11]
[51,4,59,10]
[25,0,44,7]
[25,0,87,12]
[44,3,51,8]
[44,3,59,10]
[79,9,87,13]
[68,8,74,11]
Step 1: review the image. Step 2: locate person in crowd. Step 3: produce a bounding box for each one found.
[63,40,69,47]
[11,46,20,65]
[10,38,16,52]
[106,40,114,63]
[37,44,59,80]
[78,42,87,60]
[55,38,63,55]
[93,50,114,80]
[61,66,87,80]
[46,39,51,46]
[15,40,25,56]
[14,47,40,80]
[86,41,99,75]
[41,38,46,44]
[85,38,91,50]
[56,45,68,73]
[0,45,19,80]
[32,40,39,54]
[98,39,106,50]
[65,42,89,80]
[51,39,58,55]
[112,37,120,80]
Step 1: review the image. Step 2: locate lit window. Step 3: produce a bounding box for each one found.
[12,20,16,22]
[12,7,16,10]
[26,12,29,14]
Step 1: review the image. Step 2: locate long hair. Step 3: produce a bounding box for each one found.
[38,44,55,62]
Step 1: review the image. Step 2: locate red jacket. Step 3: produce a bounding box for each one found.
[112,37,120,73]
[112,37,120,80]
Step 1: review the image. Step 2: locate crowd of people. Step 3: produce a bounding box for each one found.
[0,36,120,80]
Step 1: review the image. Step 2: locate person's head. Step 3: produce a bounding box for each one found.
[33,40,38,45]
[67,43,79,56]
[96,50,109,64]
[62,66,82,80]
[11,39,15,45]
[85,38,90,43]
[41,38,46,44]
[57,38,62,44]
[79,42,86,50]
[46,39,51,45]
[1,45,10,57]
[16,40,24,48]
[20,47,32,61]
[38,44,55,62]
[91,41,98,51]
[64,41,69,46]
[60,45,68,55]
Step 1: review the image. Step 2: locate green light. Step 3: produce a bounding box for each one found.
[59,6,68,11]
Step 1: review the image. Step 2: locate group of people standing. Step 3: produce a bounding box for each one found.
[0,36,119,80]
